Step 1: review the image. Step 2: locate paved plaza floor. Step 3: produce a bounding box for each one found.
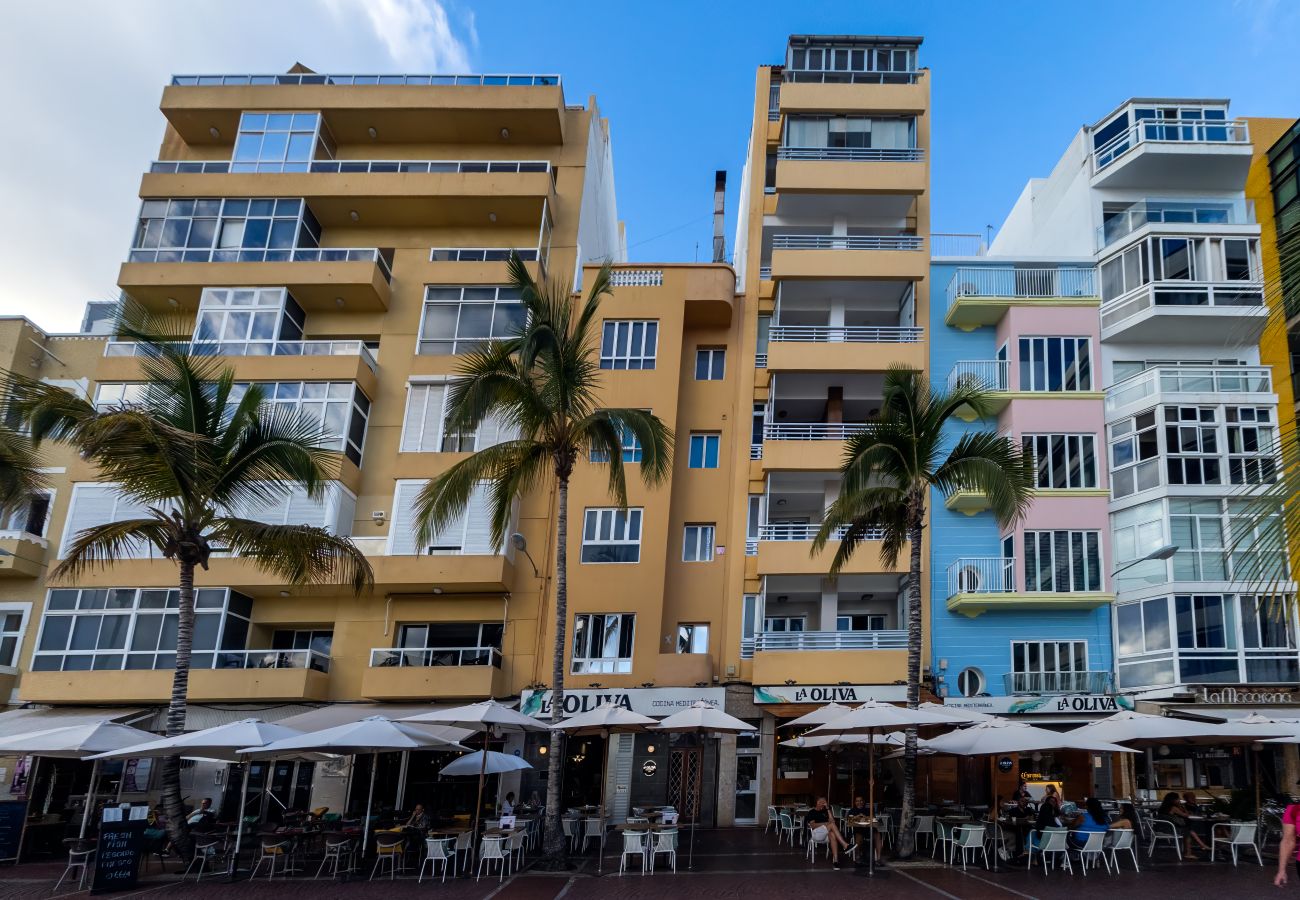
[0,828,1285,899]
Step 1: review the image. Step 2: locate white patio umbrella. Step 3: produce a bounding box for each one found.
[923,719,1136,756]
[809,700,969,876]
[402,701,548,839]
[0,720,159,840]
[652,701,756,869]
[551,705,657,871]
[1226,713,1300,820]
[88,718,310,872]
[242,716,467,855]
[784,702,854,729]
[917,702,999,723]
[440,750,533,776]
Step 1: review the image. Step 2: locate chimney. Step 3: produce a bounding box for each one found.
[712,170,726,263]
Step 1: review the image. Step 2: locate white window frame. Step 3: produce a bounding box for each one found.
[1021,434,1098,489]
[682,524,715,562]
[1023,529,1103,592]
[688,433,721,469]
[1017,336,1092,392]
[676,623,710,654]
[571,612,635,673]
[0,602,32,672]
[695,347,726,381]
[0,489,53,540]
[416,285,525,356]
[599,320,658,370]
[763,616,806,632]
[400,380,515,454]
[231,112,327,173]
[581,508,643,564]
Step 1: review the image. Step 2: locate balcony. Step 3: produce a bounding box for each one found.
[1003,670,1114,696]
[767,325,924,372]
[931,233,988,257]
[753,630,906,651]
[769,233,925,281]
[361,647,507,700]
[945,557,1114,618]
[118,247,393,312]
[756,526,900,576]
[1098,281,1267,343]
[944,266,1098,329]
[774,147,926,197]
[1096,198,1257,251]
[1105,365,1275,418]
[779,73,928,119]
[0,531,47,578]
[1090,117,1253,189]
[161,73,566,145]
[352,537,515,593]
[946,360,1012,415]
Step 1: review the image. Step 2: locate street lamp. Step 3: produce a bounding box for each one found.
[1112,544,1178,576]
[510,532,540,578]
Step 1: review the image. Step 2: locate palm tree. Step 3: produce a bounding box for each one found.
[0,421,45,513]
[413,253,672,865]
[5,336,373,856]
[813,364,1034,858]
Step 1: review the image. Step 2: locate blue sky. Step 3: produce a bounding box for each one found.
[2,0,1298,329]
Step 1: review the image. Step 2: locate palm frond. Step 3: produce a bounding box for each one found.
[212,518,373,593]
[413,440,545,546]
[0,422,46,510]
[932,432,1036,526]
[51,517,174,581]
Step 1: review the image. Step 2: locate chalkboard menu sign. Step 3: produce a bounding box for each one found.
[91,805,148,894]
[0,800,27,862]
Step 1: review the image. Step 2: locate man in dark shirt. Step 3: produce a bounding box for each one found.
[805,797,850,869]
[844,795,885,866]
[1005,795,1035,859]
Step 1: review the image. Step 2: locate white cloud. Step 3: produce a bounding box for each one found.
[0,1,474,332]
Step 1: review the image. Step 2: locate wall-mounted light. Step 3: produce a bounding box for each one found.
[488,212,497,223]
[367,126,378,139]
[538,745,547,755]
[349,210,360,222]
[431,587,443,595]
[209,126,221,140]
[166,297,179,309]
[278,590,290,597]
[334,297,345,308]
[500,127,510,140]
[646,744,656,754]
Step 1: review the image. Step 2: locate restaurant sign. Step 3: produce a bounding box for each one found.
[1196,687,1294,705]
[944,694,1135,715]
[753,684,907,705]
[519,687,725,718]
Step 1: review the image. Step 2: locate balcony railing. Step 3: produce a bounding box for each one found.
[782,70,920,85]
[430,247,540,262]
[150,159,553,177]
[215,649,331,673]
[0,529,47,547]
[764,422,869,441]
[947,360,1010,393]
[1105,365,1273,412]
[609,269,664,287]
[947,557,1016,598]
[1003,671,1114,695]
[931,233,987,257]
[776,147,924,162]
[769,325,922,343]
[754,630,908,651]
[105,339,378,373]
[946,266,1096,306]
[127,246,394,282]
[1096,199,1256,250]
[369,647,503,668]
[1092,118,1250,173]
[772,234,923,251]
[758,523,881,541]
[1100,281,1265,332]
[171,73,561,87]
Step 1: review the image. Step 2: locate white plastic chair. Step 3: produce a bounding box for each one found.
[561,817,579,851]
[778,811,799,846]
[1107,828,1139,872]
[315,834,354,879]
[1028,828,1072,874]
[252,837,293,880]
[1070,830,1111,875]
[806,822,831,862]
[932,821,955,860]
[914,815,935,850]
[952,825,989,870]
[453,830,473,868]
[477,835,508,882]
[507,830,527,871]
[765,806,780,836]
[1147,818,1183,859]
[183,833,225,881]
[651,827,677,873]
[368,834,404,881]
[1211,822,1263,866]
[419,837,456,883]
[620,830,648,875]
[875,811,894,848]
[54,841,96,893]
[582,817,606,854]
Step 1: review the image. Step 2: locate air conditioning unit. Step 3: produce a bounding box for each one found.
[956,564,984,593]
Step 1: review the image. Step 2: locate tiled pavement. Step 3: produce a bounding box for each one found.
[0,828,1285,899]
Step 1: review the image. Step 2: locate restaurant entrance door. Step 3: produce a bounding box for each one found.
[734,751,760,825]
[668,747,703,823]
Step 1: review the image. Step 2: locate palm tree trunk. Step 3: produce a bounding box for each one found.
[541,474,570,865]
[896,502,926,859]
[159,558,196,860]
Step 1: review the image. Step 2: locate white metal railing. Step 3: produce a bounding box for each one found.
[758,523,882,541]
[745,539,758,555]
[1105,365,1273,411]
[945,266,1096,306]
[1004,671,1114,695]
[0,530,47,547]
[1092,118,1250,173]
[171,73,561,87]
[127,246,393,280]
[609,269,664,287]
[754,630,908,651]
[350,536,505,558]
[754,353,768,368]
[430,247,540,263]
[759,267,772,280]
[782,70,920,85]
[1095,199,1256,250]
[1100,282,1266,332]
[769,325,922,343]
[947,557,1016,598]
[214,648,331,673]
[931,233,987,257]
[776,147,924,162]
[749,444,763,460]
[150,159,552,176]
[369,646,503,668]
[764,422,869,440]
[772,234,923,251]
[946,360,1010,393]
[105,339,378,373]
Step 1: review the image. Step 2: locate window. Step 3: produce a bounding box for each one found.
[590,415,644,463]
[130,198,319,264]
[764,616,805,632]
[785,42,916,80]
[600,320,658,370]
[836,614,886,631]
[1227,501,1289,584]
[192,287,304,350]
[581,508,643,563]
[234,381,370,466]
[1175,594,1231,649]
[0,606,29,668]
[1018,337,1092,391]
[1024,530,1102,592]
[1108,409,1161,499]
[956,666,986,697]
[1116,597,1173,656]
[1,490,51,538]
[387,480,501,556]
[1170,499,1227,581]
[571,613,635,673]
[1164,405,1221,486]
[677,623,709,654]
[1021,434,1098,489]
[270,628,333,671]
[1239,596,1294,649]
[695,347,726,381]
[783,115,916,150]
[32,588,251,672]
[400,382,514,455]
[418,286,525,356]
[688,433,721,469]
[1226,406,1277,484]
[1223,239,1253,280]
[390,622,503,666]
[682,524,715,562]
[232,112,328,173]
[1011,641,1088,693]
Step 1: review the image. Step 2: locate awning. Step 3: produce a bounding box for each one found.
[1174,706,1300,722]
[276,703,454,732]
[138,704,316,732]
[0,706,148,735]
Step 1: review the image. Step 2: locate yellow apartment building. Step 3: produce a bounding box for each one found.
[1,37,931,829]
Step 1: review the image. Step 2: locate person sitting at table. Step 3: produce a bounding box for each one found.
[1030,794,1062,849]
[844,795,885,865]
[186,797,214,827]
[1005,795,1036,860]
[1014,780,1032,802]
[805,797,850,869]
[500,792,515,816]
[1158,791,1209,858]
[1111,802,1138,831]
[1065,798,1109,849]
[403,803,430,830]
[1042,784,1062,812]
